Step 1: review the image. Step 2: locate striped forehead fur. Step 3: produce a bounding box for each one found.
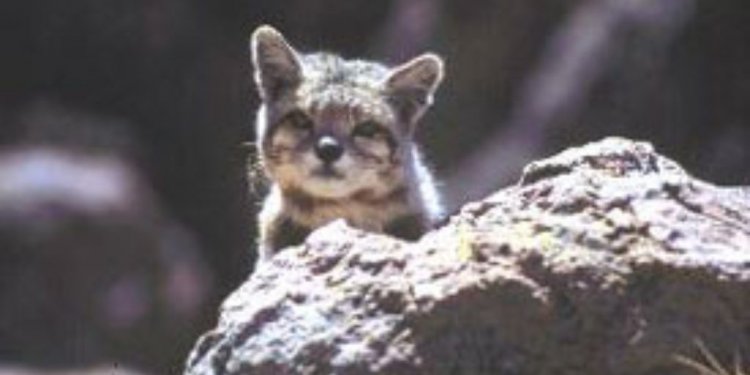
[295,53,395,124]
[301,53,390,90]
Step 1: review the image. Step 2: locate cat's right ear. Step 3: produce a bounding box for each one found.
[250,25,303,102]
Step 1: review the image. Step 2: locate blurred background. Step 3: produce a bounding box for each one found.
[1,0,748,373]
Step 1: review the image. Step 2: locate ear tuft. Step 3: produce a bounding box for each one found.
[384,53,445,125]
[250,25,303,101]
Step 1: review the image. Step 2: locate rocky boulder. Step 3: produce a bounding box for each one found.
[185,137,750,375]
[0,146,213,374]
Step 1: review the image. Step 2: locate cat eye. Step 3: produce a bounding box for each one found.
[352,121,383,138]
[284,111,314,131]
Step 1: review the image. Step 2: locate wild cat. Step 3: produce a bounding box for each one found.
[250,25,444,262]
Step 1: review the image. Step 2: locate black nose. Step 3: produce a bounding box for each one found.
[314,136,344,163]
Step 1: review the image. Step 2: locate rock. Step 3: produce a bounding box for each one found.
[0,364,146,375]
[184,137,750,375]
[0,146,213,373]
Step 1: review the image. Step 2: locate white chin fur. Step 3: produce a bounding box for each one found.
[302,175,358,198]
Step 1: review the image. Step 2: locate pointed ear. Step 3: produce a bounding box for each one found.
[383,53,444,125]
[250,25,303,101]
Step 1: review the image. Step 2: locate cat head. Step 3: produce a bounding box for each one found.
[250,25,444,199]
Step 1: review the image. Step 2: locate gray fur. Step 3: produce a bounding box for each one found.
[250,25,445,263]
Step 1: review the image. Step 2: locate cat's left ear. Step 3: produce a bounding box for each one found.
[250,25,303,102]
[383,53,444,127]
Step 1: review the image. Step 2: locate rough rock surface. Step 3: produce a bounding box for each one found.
[185,137,750,375]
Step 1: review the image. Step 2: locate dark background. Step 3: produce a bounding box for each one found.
[1,0,748,373]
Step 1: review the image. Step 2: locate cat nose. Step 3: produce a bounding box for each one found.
[314,136,344,163]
